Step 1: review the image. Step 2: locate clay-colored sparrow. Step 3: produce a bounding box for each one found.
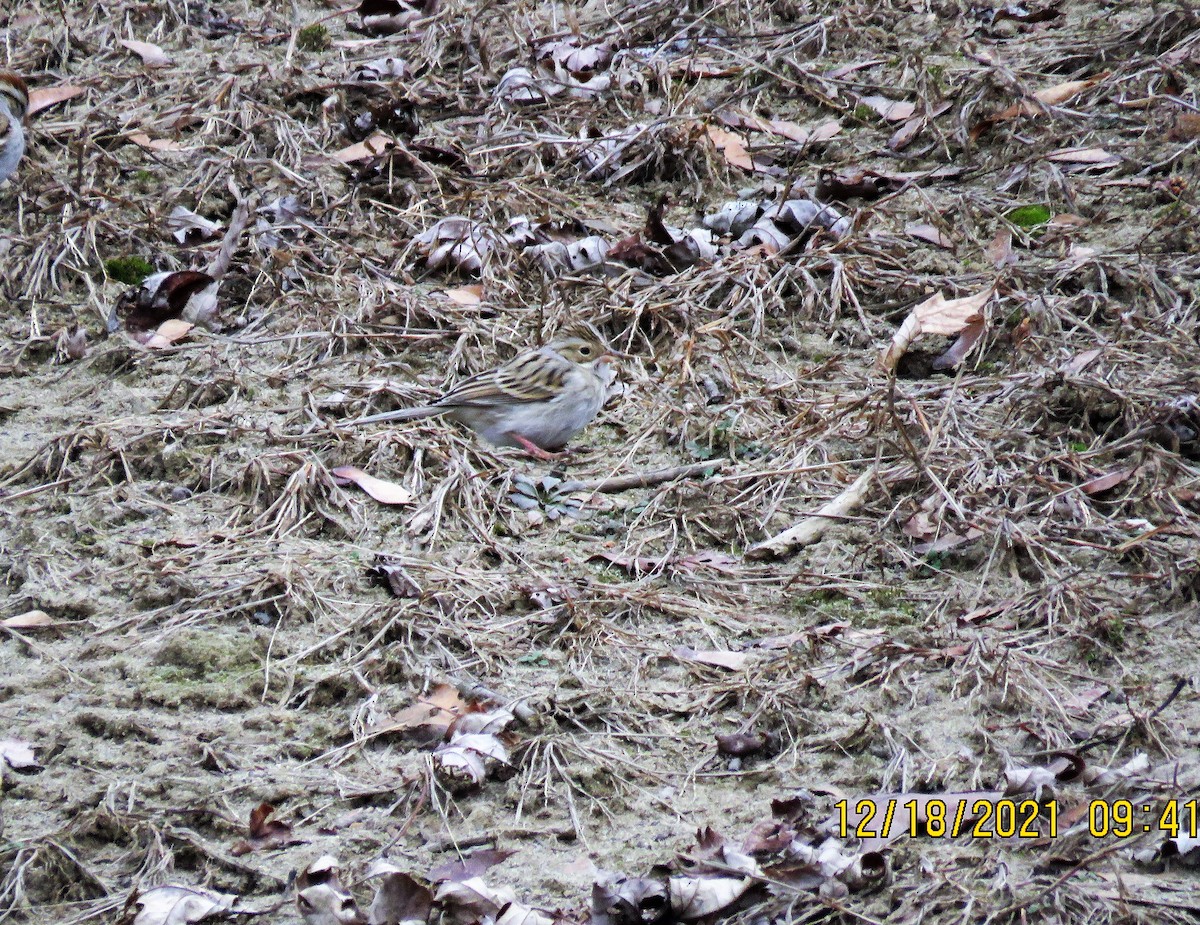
[351,323,621,458]
[0,72,28,185]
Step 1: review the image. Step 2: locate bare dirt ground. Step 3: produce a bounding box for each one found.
[2,0,1200,923]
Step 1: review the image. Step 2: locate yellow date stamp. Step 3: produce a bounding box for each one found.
[835,796,1051,840]
[835,796,1200,841]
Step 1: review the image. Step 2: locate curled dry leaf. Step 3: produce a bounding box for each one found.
[230,801,305,856]
[379,683,467,743]
[590,875,668,925]
[131,885,237,925]
[365,860,433,925]
[332,133,396,163]
[27,84,86,116]
[434,878,515,925]
[669,876,753,920]
[120,39,173,68]
[168,206,223,245]
[880,287,993,372]
[931,315,987,370]
[415,217,495,273]
[297,856,365,925]
[331,466,416,505]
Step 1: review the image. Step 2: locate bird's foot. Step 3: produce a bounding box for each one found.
[510,434,563,461]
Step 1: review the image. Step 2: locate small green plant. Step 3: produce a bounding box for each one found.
[853,103,877,121]
[1069,440,1088,452]
[1006,204,1052,228]
[103,255,154,285]
[296,23,330,51]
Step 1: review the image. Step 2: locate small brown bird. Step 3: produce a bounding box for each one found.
[0,72,29,185]
[351,323,621,458]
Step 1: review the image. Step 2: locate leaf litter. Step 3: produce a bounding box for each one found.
[3,1,1200,924]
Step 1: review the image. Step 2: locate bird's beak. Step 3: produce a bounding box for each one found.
[602,348,633,362]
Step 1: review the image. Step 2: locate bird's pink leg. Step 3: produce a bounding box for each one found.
[509,434,561,461]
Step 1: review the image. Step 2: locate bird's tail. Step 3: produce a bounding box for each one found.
[348,405,443,426]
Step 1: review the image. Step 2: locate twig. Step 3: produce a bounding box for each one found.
[205,185,255,281]
[449,674,536,725]
[559,458,728,494]
[745,467,876,560]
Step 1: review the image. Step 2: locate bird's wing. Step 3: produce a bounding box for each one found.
[438,347,572,408]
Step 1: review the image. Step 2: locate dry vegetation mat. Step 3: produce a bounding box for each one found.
[2,0,1200,923]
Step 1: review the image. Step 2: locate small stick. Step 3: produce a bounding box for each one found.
[560,458,728,494]
[206,183,256,281]
[450,675,536,725]
[746,467,876,560]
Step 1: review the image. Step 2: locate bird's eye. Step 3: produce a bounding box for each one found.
[579,345,592,356]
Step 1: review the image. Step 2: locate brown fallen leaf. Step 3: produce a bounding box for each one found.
[904,222,955,249]
[330,132,396,163]
[429,848,515,883]
[1079,468,1135,495]
[706,126,754,171]
[1169,112,1200,141]
[2,610,56,629]
[880,287,993,371]
[932,315,986,370]
[331,465,416,504]
[383,683,468,741]
[119,39,172,68]
[131,885,237,925]
[230,802,305,856]
[27,85,86,116]
[987,228,1016,268]
[673,646,749,671]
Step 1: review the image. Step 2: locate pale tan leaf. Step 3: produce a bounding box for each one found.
[2,610,55,629]
[27,85,86,116]
[332,465,416,505]
[706,126,754,171]
[127,133,193,152]
[996,73,1108,119]
[442,285,483,306]
[142,319,194,349]
[1047,147,1118,164]
[859,95,915,122]
[119,39,172,68]
[880,287,993,370]
[329,133,395,163]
